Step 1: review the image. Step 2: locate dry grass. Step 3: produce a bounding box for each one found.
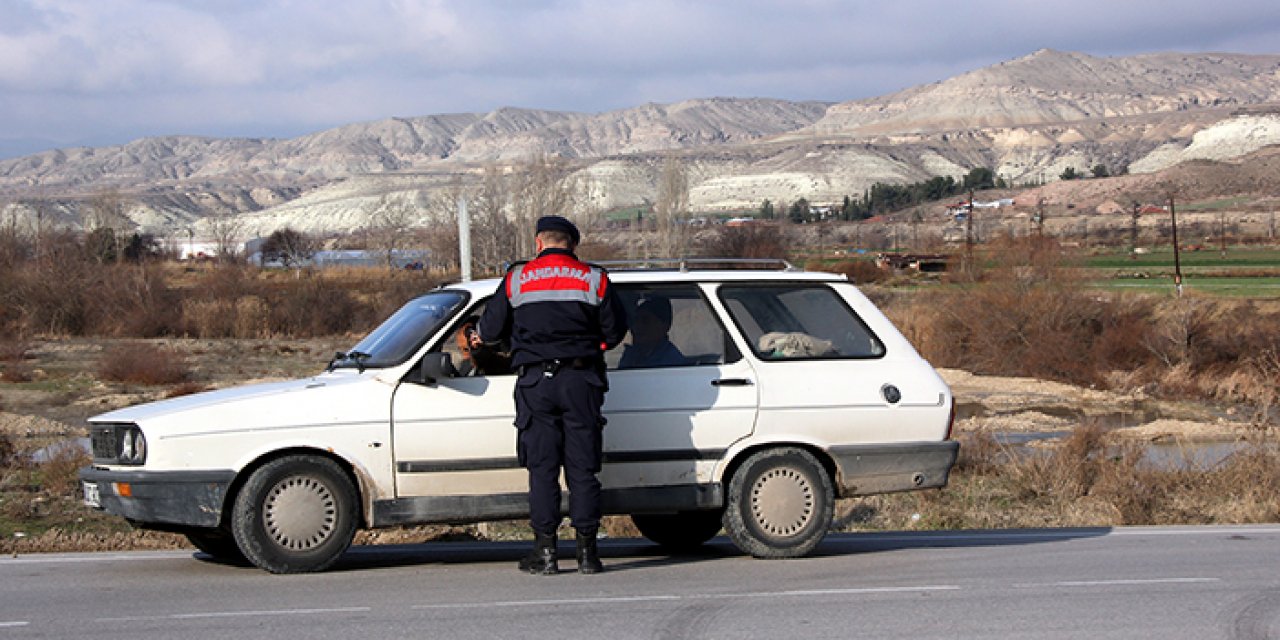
[838,424,1280,533]
[97,343,191,385]
[164,381,209,398]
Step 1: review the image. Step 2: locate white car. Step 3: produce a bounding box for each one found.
[81,261,958,573]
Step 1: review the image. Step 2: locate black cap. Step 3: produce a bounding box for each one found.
[536,215,580,245]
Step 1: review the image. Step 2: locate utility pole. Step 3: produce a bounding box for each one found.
[1169,195,1183,297]
[1218,211,1226,258]
[964,190,975,267]
[1130,202,1141,259]
[1033,197,1046,237]
[457,196,472,282]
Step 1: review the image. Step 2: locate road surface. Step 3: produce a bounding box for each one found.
[2,525,1278,639]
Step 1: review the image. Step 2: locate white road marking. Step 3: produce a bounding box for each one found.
[414,595,681,609]
[1047,578,1220,588]
[723,586,961,598]
[0,552,192,565]
[412,585,960,611]
[97,606,371,623]
[849,526,1280,544]
[0,621,30,628]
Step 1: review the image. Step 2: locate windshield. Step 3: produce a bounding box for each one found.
[333,290,468,369]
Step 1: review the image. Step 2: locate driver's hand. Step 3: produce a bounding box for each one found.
[467,328,483,349]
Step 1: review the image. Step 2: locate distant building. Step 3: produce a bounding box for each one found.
[248,248,430,269]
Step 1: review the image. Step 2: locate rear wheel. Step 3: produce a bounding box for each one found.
[723,447,833,558]
[231,455,358,574]
[632,509,724,552]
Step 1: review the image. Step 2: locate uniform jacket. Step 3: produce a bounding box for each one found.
[477,248,628,367]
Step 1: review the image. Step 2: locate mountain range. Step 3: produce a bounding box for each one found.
[2,48,1279,237]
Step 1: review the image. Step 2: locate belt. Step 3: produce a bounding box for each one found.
[520,357,600,377]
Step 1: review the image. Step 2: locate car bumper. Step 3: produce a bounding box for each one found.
[79,467,236,529]
[829,441,960,497]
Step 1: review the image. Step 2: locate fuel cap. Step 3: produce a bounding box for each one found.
[881,384,902,404]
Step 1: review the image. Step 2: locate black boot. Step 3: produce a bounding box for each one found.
[518,533,559,575]
[576,531,603,574]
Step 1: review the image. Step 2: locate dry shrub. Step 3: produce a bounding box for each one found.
[1203,444,1280,522]
[87,264,183,337]
[0,339,30,361]
[182,296,268,338]
[98,342,191,385]
[701,224,788,259]
[3,238,96,334]
[164,381,209,398]
[0,431,16,468]
[1006,422,1109,501]
[953,428,1002,474]
[0,362,33,383]
[824,259,888,284]
[1088,441,1166,524]
[39,442,91,495]
[265,275,361,337]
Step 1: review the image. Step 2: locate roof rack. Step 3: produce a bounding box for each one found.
[594,258,800,272]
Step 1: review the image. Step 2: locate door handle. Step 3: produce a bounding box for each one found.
[712,378,754,387]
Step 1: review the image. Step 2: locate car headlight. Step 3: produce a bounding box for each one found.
[90,423,148,466]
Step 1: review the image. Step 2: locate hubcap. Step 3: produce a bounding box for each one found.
[263,475,337,551]
[750,466,814,538]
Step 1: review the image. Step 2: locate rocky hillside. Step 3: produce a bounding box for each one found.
[811,49,1280,135]
[2,49,1279,237]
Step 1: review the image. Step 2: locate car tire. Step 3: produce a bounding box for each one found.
[632,509,724,552]
[723,447,833,559]
[185,528,248,564]
[231,455,358,574]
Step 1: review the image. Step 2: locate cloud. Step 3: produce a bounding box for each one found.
[0,0,1278,153]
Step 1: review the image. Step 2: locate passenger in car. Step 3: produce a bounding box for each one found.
[619,296,689,368]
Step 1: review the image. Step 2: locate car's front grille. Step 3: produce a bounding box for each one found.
[90,425,120,460]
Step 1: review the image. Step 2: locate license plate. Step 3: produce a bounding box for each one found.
[82,481,101,508]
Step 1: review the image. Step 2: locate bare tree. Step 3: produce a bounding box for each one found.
[509,155,576,258]
[202,210,244,265]
[424,184,461,272]
[471,164,519,273]
[85,189,135,262]
[261,227,318,270]
[366,193,426,270]
[652,157,690,258]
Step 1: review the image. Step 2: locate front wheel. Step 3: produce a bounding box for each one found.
[231,455,358,574]
[723,447,833,558]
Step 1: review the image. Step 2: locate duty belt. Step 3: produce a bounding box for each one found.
[520,357,600,378]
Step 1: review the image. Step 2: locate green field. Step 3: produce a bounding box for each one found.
[1082,246,1280,297]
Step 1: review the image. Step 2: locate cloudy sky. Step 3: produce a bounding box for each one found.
[2,0,1279,158]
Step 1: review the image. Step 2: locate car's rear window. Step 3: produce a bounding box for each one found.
[718,284,884,360]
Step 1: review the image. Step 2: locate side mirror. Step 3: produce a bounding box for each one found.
[417,352,457,384]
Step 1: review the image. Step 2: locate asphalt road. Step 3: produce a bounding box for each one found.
[2,525,1279,640]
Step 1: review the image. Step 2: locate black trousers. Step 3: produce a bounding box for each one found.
[514,365,606,537]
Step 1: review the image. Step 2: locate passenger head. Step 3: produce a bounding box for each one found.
[631,296,673,345]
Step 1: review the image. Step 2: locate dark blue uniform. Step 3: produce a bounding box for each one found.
[477,247,627,538]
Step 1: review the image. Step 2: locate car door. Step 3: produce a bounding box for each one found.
[600,283,758,509]
[389,302,527,520]
[717,282,946,445]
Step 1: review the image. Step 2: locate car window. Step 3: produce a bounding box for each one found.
[433,298,515,377]
[336,290,467,369]
[608,284,739,370]
[718,284,884,361]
